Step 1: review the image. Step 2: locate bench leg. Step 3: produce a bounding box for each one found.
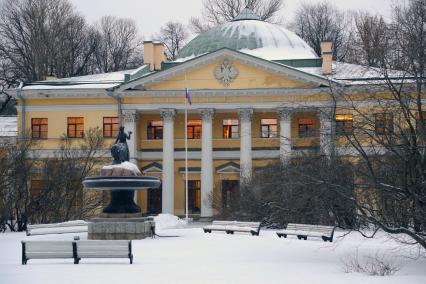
[74,258,80,264]
[130,255,133,264]
[297,235,302,240]
[321,236,328,242]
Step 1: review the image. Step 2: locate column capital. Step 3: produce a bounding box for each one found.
[277,108,293,121]
[238,108,254,122]
[199,108,215,121]
[123,110,138,123]
[160,108,177,122]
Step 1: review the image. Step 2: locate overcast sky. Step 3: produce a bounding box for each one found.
[69,0,398,39]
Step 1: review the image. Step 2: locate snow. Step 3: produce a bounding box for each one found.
[1,225,425,284]
[102,162,141,175]
[178,20,318,61]
[153,214,187,230]
[0,116,17,137]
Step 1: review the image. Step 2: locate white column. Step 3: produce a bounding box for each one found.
[160,108,176,214]
[123,110,139,204]
[277,108,292,162]
[123,110,138,164]
[238,108,253,185]
[199,108,215,218]
[319,108,335,157]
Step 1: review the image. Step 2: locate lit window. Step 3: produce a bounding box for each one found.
[147,120,163,140]
[103,117,119,138]
[31,118,48,139]
[223,119,239,139]
[67,117,84,138]
[335,114,353,135]
[261,119,278,138]
[375,113,393,135]
[187,120,202,139]
[298,118,316,138]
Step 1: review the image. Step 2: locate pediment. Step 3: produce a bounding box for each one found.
[117,49,330,92]
[216,162,240,174]
[141,162,162,174]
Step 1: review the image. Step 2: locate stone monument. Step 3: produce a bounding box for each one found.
[83,126,161,240]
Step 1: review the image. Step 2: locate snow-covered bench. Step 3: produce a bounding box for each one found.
[276,223,336,242]
[75,240,133,264]
[26,221,88,236]
[21,240,133,264]
[203,221,261,236]
[21,241,75,265]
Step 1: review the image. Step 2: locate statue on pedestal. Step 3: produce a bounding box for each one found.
[111,127,132,164]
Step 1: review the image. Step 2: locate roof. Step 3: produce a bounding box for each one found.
[21,65,152,91]
[0,116,17,137]
[298,62,408,85]
[176,8,318,61]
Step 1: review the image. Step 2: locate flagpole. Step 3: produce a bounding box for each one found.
[184,76,189,222]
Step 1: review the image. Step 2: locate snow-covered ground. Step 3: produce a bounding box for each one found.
[0,222,425,284]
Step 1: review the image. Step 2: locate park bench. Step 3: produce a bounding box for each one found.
[75,240,133,264]
[203,220,261,236]
[21,240,133,264]
[26,221,88,236]
[276,223,336,242]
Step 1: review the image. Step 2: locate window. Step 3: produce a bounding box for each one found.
[223,119,239,139]
[335,114,353,135]
[147,120,163,140]
[261,119,278,138]
[375,113,393,135]
[298,118,316,138]
[188,180,201,214]
[187,120,202,139]
[67,117,84,138]
[31,118,48,139]
[103,117,119,138]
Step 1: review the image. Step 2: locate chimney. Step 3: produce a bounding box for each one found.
[143,41,166,71]
[321,42,333,75]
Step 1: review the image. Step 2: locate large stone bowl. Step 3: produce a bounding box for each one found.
[83,176,161,214]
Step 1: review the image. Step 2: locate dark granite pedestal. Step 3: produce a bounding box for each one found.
[88,216,155,240]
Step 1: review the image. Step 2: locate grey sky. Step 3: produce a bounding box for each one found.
[69,0,397,39]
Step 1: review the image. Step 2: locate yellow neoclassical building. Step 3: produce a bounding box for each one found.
[13,8,395,218]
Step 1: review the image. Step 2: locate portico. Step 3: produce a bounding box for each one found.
[122,105,332,217]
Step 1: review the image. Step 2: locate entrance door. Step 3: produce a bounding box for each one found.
[222,180,239,209]
[188,180,201,214]
[147,184,162,215]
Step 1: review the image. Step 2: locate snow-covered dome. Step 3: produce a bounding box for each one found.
[177,8,318,61]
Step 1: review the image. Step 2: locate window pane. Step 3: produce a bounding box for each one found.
[40,125,48,132]
[188,120,201,126]
[261,119,277,125]
[104,117,111,123]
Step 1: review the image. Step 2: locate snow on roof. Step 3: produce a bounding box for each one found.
[297,62,408,85]
[22,65,151,91]
[177,15,318,61]
[0,116,17,137]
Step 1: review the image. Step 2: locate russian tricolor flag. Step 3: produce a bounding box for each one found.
[185,87,192,105]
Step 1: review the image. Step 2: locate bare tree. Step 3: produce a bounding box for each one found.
[93,16,143,73]
[190,0,284,34]
[0,0,97,82]
[288,0,351,60]
[157,21,188,61]
[0,128,106,230]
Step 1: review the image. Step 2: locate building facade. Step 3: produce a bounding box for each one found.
[13,9,395,218]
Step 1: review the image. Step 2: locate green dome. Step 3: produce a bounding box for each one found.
[176,8,318,61]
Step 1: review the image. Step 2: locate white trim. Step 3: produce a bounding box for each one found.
[17,104,117,112]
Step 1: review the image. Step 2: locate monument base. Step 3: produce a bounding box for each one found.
[88,217,155,240]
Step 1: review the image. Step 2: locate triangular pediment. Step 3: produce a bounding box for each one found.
[141,162,162,174]
[117,49,331,92]
[216,162,240,174]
